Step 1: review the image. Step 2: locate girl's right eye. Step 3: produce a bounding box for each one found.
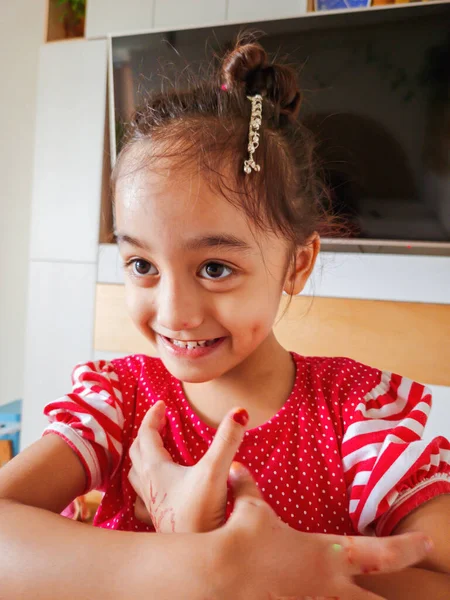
[127,259,158,277]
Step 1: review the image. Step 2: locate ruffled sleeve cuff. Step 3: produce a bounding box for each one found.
[375,474,450,536]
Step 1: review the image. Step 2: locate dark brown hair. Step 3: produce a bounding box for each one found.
[112,34,341,296]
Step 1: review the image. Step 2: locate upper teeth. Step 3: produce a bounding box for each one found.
[171,339,209,349]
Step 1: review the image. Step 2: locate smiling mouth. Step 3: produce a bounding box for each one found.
[163,336,222,349]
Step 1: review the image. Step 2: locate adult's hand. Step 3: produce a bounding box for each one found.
[212,462,433,600]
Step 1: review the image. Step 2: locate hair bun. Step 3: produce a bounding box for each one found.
[221,39,302,122]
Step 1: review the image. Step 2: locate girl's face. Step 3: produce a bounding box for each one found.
[115,160,316,384]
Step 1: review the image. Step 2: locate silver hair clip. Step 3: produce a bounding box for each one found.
[244,94,262,175]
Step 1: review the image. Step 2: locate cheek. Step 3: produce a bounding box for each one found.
[125,286,153,328]
[250,322,264,341]
[225,298,278,343]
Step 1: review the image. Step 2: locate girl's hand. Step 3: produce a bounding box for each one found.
[213,462,433,600]
[128,400,248,533]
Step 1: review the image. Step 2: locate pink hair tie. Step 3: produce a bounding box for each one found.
[220,83,228,91]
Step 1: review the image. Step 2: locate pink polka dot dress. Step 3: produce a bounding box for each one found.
[43,352,450,536]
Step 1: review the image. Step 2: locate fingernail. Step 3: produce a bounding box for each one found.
[232,408,249,426]
[424,537,434,552]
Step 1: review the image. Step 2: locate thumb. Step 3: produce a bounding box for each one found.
[199,408,249,476]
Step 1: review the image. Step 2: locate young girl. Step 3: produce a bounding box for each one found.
[0,38,449,600]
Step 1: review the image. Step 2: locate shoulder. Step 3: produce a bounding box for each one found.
[69,355,170,396]
[292,352,431,419]
[109,354,176,400]
[293,353,382,395]
[71,359,119,390]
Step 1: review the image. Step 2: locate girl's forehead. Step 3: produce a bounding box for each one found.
[115,165,251,232]
[114,156,288,258]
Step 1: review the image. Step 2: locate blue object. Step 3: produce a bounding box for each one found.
[316,0,371,9]
[0,399,22,457]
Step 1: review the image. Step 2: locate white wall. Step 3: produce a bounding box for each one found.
[0,1,46,406]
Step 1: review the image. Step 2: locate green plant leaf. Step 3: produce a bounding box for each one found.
[54,0,86,20]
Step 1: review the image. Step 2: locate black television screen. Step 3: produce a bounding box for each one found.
[110,3,450,255]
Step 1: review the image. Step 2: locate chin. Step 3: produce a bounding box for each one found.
[165,361,223,383]
[176,372,214,384]
[159,355,237,384]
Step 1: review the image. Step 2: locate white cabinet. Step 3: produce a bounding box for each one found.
[86,0,154,38]
[30,40,107,263]
[154,0,226,29]
[227,0,307,23]
[23,38,108,447]
[21,261,97,449]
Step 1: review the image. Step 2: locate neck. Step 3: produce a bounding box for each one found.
[182,332,295,429]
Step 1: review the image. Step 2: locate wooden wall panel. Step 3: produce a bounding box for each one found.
[46,1,66,43]
[94,283,450,386]
[95,283,157,357]
[0,440,13,468]
[99,92,114,244]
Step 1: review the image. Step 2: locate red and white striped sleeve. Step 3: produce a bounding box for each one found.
[43,360,125,493]
[341,369,450,536]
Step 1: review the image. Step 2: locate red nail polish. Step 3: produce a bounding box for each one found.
[232,408,249,426]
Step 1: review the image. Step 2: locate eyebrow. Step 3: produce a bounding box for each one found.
[115,233,253,253]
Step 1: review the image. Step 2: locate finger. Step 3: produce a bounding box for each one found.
[227,461,273,526]
[228,461,264,499]
[135,401,173,466]
[332,532,432,577]
[141,400,167,434]
[199,407,249,476]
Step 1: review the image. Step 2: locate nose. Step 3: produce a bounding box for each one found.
[155,274,204,334]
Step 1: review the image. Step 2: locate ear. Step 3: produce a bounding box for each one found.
[283,233,320,296]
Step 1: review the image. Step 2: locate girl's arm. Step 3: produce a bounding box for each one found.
[0,435,219,600]
[0,499,220,600]
[355,567,450,599]
[393,495,450,574]
[0,433,86,511]
[355,495,450,599]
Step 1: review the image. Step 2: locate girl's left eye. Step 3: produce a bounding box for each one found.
[199,262,234,280]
